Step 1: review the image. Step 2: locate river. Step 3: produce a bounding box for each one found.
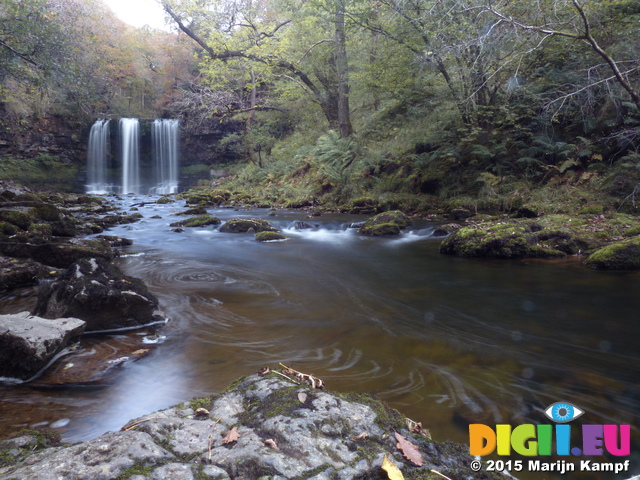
[1,196,638,478]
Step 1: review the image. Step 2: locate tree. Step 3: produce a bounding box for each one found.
[485,0,640,111]
[160,0,354,136]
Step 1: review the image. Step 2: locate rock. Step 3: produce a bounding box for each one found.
[359,210,411,236]
[173,206,207,216]
[432,223,461,237]
[0,312,85,380]
[33,258,165,332]
[0,373,506,479]
[169,215,221,228]
[255,231,288,242]
[290,221,314,230]
[0,209,31,230]
[95,235,133,247]
[0,239,115,269]
[0,431,174,480]
[0,256,61,289]
[585,237,640,269]
[440,220,574,259]
[155,196,175,204]
[219,218,277,233]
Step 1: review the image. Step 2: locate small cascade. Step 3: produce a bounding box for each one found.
[151,119,179,194]
[120,118,140,194]
[86,119,111,194]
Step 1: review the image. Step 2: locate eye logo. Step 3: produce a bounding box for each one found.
[544,402,584,423]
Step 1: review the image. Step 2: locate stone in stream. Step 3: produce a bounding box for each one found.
[0,373,507,479]
[0,312,85,380]
[33,258,166,332]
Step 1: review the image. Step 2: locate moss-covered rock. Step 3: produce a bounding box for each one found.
[585,237,640,269]
[440,221,571,258]
[173,206,207,216]
[0,210,31,230]
[29,203,61,222]
[358,210,411,236]
[220,218,277,233]
[155,196,175,204]
[360,222,401,236]
[169,215,221,228]
[255,231,288,242]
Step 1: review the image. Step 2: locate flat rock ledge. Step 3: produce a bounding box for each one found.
[0,312,85,381]
[0,373,505,480]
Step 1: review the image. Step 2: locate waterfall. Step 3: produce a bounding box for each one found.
[86,119,110,194]
[120,118,140,194]
[151,119,179,194]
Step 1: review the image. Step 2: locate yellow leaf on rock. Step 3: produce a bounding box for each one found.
[382,453,405,480]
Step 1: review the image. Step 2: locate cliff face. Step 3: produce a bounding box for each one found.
[0,373,503,480]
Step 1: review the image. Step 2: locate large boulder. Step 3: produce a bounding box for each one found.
[33,258,166,332]
[0,312,85,380]
[0,373,506,480]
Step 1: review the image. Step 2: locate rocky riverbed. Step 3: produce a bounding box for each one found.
[0,372,504,480]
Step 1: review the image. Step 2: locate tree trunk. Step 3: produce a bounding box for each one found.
[334,0,352,137]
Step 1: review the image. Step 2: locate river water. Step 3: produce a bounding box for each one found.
[1,196,638,478]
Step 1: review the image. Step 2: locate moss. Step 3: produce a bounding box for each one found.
[116,462,154,479]
[359,222,401,236]
[255,231,288,242]
[174,206,207,216]
[220,218,277,233]
[0,210,31,230]
[579,205,604,215]
[585,237,640,269]
[169,215,221,228]
[0,221,19,236]
[155,196,175,204]
[29,203,60,222]
[336,392,405,432]
[188,396,215,411]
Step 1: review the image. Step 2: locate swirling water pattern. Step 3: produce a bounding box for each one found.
[1,196,639,479]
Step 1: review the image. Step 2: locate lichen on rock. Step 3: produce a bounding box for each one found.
[0,373,507,479]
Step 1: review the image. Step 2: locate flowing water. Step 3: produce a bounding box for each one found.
[120,119,140,195]
[151,119,180,195]
[1,197,639,479]
[86,119,111,194]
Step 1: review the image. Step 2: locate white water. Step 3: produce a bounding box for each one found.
[150,119,179,194]
[120,118,140,194]
[86,119,111,194]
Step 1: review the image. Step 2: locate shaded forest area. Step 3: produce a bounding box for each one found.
[1,0,640,214]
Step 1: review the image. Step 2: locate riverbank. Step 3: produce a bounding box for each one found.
[0,371,504,480]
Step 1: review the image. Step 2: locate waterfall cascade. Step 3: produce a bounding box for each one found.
[86,117,180,195]
[120,118,140,194]
[151,119,180,194]
[86,119,111,194]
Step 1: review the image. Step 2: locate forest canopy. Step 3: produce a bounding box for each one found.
[1,0,639,207]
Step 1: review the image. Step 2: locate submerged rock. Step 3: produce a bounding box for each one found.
[359,210,412,236]
[220,218,277,233]
[0,312,85,380]
[0,373,505,479]
[33,258,165,332]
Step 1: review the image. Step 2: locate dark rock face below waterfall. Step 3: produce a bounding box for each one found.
[0,373,505,480]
